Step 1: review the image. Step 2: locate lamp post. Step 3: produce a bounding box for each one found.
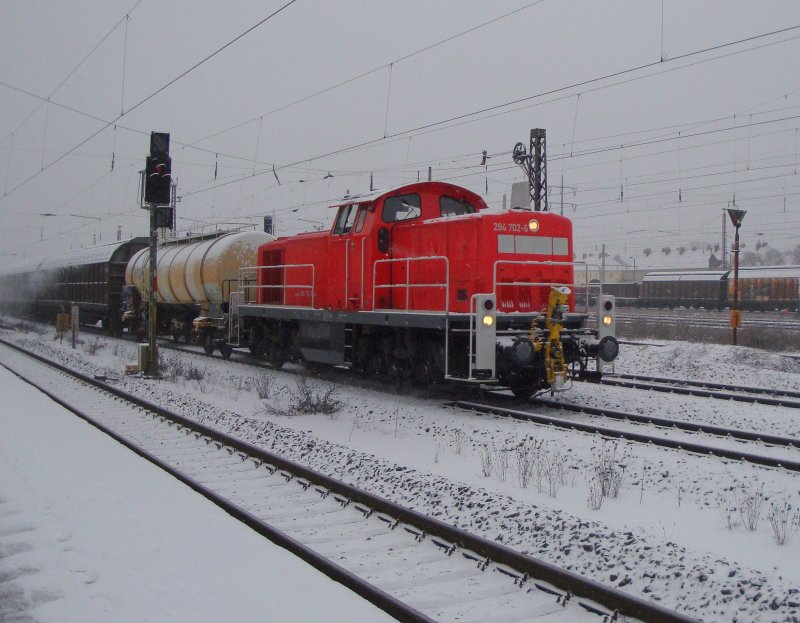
[727,207,746,345]
[628,256,636,282]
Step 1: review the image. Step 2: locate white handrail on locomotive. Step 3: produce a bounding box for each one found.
[227,263,317,348]
[372,255,453,376]
[371,256,451,312]
[234,264,316,309]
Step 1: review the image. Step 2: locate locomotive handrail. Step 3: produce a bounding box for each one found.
[372,255,450,312]
[237,264,316,308]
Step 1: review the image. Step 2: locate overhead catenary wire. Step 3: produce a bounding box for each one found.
[0,0,300,205]
[0,0,143,150]
[179,24,800,201]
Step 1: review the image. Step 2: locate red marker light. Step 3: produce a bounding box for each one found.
[604,300,613,311]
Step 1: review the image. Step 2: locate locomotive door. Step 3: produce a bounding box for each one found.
[345,205,369,310]
[330,204,369,310]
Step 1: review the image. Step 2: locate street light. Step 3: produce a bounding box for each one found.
[628,256,636,282]
[727,207,746,345]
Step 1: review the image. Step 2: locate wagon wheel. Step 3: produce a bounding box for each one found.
[202,332,215,356]
[220,344,233,360]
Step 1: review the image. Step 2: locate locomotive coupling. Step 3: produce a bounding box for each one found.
[584,335,619,363]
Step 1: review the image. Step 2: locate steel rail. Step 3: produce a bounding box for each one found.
[0,337,697,623]
[608,372,800,400]
[450,399,800,473]
[0,344,434,623]
[533,396,800,448]
[596,376,800,408]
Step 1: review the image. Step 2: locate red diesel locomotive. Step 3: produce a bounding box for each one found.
[226,181,618,397]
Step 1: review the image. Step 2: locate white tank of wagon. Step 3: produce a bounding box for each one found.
[125,230,273,316]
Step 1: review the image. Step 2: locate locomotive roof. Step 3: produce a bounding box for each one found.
[330,181,487,208]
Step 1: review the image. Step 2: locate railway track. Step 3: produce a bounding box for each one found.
[590,310,800,333]
[607,372,800,401]
[0,338,697,623]
[595,375,800,408]
[451,397,800,473]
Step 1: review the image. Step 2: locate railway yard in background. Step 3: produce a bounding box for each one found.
[2,314,800,622]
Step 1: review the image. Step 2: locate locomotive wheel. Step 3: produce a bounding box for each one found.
[509,380,535,401]
[266,354,286,369]
[202,333,214,356]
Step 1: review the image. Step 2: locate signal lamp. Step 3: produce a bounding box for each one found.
[602,314,613,327]
[528,219,539,232]
[603,300,613,311]
[482,314,494,327]
[483,299,494,311]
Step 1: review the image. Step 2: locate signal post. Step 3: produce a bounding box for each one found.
[141,132,174,376]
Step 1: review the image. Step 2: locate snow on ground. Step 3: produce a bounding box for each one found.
[0,364,395,623]
[2,320,800,622]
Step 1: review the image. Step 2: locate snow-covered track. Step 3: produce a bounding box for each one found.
[451,399,800,472]
[606,372,800,400]
[0,339,698,623]
[596,375,800,407]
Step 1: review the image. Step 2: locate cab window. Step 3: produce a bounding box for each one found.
[440,195,476,217]
[382,194,421,223]
[353,205,368,233]
[333,204,358,234]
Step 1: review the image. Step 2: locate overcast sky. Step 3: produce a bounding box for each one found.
[1,0,799,269]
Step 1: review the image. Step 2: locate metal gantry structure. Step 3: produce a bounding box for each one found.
[512,128,548,212]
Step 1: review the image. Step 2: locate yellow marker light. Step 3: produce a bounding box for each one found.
[602,314,614,326]
[482,314,494,327]
[528,219,540,232]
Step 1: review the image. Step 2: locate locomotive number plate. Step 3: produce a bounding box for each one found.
[493,222,525,233]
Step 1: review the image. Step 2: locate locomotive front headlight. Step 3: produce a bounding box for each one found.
[528,219,540,232]
[602,314,614,327]
[482,314,494,327]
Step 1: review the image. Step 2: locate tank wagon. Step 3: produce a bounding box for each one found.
[223,181,618,397]
[0,238,148,332]
[123,230,274,347]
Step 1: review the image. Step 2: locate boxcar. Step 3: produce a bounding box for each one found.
[0,238,148,333]
[731,265,800,311]
[640,271,727,309]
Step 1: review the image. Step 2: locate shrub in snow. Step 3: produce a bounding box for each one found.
[479,446,493,478]
[515,440,539,489]
[737,483,765,531]
[253,375,273,400]
[591,441,627,499]
[83,338,105,356]
[587,477,604,510]
[767,501,799,545]
[263,376,342,416]
[494,449,509,483]
[716,493,737,530]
